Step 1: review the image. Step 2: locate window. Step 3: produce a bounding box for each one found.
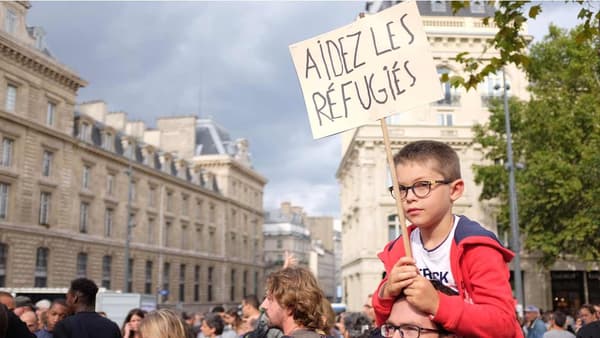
[104,208,114,237]
[165,221,171,247]
[0,183,8,220]
[79,202,89,233]
[145,260,153,294]
[431,0,446,12]
[230,269,236,301]
[127,258,133,292]
[208,228,215,253]
[207,266,214,302]
[437,113,454,126]
[5,84,16,112]
[181,225,188,250]
[479,71,511,105]
[106,174,115,196]
[0,243,6,287]
[1,137,13,167]
[179,264,186,302]
[182,195,188,216]
[102,132,113,151]
[42,151,52,177]
[276,239,283,249]
[388,214,399,241]
[79,122,91,142]
[82,165,90,189]
[254,271,259,296]
[34,247,48,287]
[166,191,173,212]
[194,265,200,302]
[196,199,203,220]
[162,262,170,302]
[149,187,156,207]
[436,67,460,106]
[39,192,51,225]
[102,255,111,289]
[147,217,155,244]
[4,9,16,34]
[243,270,248,297]
[46,102,55,126]
[209,203,215,223]
[76,252,87,278]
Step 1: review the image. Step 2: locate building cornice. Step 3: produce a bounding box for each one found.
[0,32,87,92]
[193,155,268,186]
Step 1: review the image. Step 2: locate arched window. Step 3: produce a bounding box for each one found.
[479,71,511,105]
[436,67,461,106]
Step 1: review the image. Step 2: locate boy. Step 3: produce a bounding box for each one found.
[372,140,522,337]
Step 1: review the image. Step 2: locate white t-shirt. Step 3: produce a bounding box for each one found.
[410,215,459,292]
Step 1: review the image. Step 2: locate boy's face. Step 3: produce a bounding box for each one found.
[395,161,463,229]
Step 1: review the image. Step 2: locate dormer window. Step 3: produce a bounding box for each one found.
[470,1,485,14]
[4,9,16,34]
[431,0,446,13]
[79,122,91,142]
[102,132,113,151]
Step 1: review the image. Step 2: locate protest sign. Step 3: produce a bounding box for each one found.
[289,1,442,139]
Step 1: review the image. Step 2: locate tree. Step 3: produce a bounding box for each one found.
[444,1,600,90]
[472,24,600,266]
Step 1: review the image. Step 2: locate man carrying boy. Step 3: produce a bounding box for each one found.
[372,140,522,337]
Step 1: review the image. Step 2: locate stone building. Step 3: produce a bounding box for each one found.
[0,1,266,312]
[263,202,337,300]
[339,1,600,314]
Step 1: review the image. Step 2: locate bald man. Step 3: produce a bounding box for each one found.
[20,310,39,333]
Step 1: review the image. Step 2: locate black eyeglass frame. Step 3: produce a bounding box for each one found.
[388,179,453,200]
[380,323,441,338]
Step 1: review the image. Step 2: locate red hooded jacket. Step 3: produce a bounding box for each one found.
[372,215,524,338]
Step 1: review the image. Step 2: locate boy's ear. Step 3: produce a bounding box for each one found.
[449,179,464,201]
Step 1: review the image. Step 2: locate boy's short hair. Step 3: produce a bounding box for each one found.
[393,140,461,181]
[552,311,567,328]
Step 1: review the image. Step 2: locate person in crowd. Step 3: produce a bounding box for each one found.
[241,295,261,330]
[139,308,188,338]
[0,291,15,310]
[201,312,226,338]
[341,312,372,338]
[362,295,375,325]
[543,311,575,338]
[372,140,521,337]
[525,305,547,338]
[224,307,245,336]
[122,308,146,338]
[182,312,198,338]
[35,298,69,338]
[335,312,347,338]
[35,299,51,332]
[191,312,204,337]
[381,292,456,338]
[260,266,324,338]
[0,302,36,338]
[21,310,39,333]
[579,305,597,327]
[53,278,121,338]
[14,295,35,316]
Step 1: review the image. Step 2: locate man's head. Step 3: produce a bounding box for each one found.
[242,295,260,317]
[0,291,14,310]
[201,312,225,337]
[66,278,98,311]
[579,304,597,325]
[260,266,324,334]
[20,310,38,333]
[550,311,567,329]
[13,295,35,316]
[525,305,540,322]
[383,296,454,338]
[46,299,68,332]
[392,140,464,228]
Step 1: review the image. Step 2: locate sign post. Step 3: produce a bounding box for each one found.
[289,0,442,255]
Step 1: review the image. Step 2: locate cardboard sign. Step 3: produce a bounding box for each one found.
[289,1,442,139]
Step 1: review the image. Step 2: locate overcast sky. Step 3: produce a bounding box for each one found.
[27,1,581,218]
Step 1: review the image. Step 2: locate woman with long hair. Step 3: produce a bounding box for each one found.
[122,308,146,338]
[139,309,188,338]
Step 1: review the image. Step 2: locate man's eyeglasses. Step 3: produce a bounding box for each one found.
[380,324,441,338]
[388,180,452,200]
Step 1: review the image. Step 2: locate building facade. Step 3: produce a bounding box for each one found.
[0,1,266,312]
[340,1,600,314]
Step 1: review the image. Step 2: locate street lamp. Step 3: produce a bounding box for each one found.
[496,69,523,312]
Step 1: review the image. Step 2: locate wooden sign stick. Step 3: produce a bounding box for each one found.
[380,118,412,258]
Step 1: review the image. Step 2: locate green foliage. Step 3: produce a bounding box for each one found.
[448,1,600,90]
[472,25,600,266]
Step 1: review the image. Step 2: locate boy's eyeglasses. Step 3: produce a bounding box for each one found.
[380,324,441,338]
[388,180,452,200]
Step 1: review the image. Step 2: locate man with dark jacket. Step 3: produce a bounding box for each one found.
[53,278,121,338]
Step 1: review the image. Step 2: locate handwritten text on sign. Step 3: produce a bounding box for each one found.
[289,1,442,139]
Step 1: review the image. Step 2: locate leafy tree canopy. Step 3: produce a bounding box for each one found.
[444,1,600,90]
[472,24,600,266]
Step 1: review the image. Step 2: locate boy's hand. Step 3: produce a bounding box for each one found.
[381,256,418,299]
[403,275,440,316]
